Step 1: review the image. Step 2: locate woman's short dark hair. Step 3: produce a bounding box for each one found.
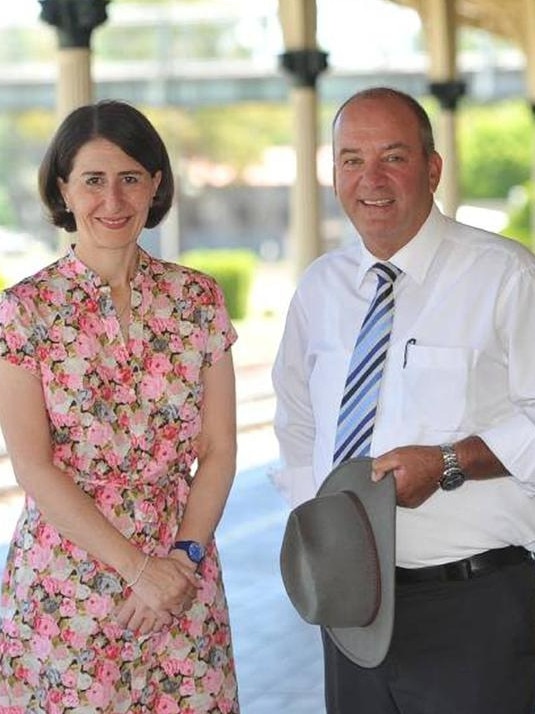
[38,100,174,232]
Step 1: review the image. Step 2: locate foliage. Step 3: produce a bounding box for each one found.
[97,13,231,61]
[188,104,292,176]
[178,248,257,319]
[0,26,55,63]
[458,101,532,200]
[0,187,15,226]
[136,103,292,179]
[112,0,199,3]
[501,183,535,251]
[0,110,58,244]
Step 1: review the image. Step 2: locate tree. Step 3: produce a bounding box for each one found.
[458,101,532,200]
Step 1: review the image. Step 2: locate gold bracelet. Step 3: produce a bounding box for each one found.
[125,553,149,589]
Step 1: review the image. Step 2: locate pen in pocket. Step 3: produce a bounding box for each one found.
[403,338,416,368]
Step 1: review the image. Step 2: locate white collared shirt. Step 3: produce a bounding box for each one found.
[272,204,535,566]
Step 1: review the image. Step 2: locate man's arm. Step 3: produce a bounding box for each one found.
[271,295,318,506]
[372,436,507,508]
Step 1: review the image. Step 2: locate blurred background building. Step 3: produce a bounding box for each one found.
[0,0,532,286]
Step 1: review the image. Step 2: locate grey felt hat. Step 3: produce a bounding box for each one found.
[280,457,396,668]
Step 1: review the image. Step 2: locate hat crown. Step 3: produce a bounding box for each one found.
[281,491,380,627]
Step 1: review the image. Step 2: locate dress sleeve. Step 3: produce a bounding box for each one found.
[0,290,41,377]
[201,277,238,368]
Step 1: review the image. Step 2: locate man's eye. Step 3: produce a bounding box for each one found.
[385,154,404,162]
[85,176,102,186]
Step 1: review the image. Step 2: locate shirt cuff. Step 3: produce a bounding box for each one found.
[478,412,535,495]
[268,464,317,508]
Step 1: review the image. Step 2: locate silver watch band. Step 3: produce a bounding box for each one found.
[440,443,459,473]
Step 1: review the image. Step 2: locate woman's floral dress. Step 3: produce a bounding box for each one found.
[0,248,239,714]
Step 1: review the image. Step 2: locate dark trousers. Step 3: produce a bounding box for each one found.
[323,559,535,714]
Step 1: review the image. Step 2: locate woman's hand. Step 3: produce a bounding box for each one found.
[114,593,172,636]
[114,554,200,634]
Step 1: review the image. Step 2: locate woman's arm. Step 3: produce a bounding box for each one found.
[174,347,237,547]
[0,359,197,620]
[115,348,238,632]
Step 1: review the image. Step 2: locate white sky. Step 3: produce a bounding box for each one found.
[1,0,41,25]
[0,0,423,76]
[0,0,421,50]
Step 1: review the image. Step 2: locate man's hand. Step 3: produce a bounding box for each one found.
[372,445,443,507]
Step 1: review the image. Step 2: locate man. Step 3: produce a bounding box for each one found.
[271,86,535,713]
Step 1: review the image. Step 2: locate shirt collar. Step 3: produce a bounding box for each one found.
[354,202,445,287]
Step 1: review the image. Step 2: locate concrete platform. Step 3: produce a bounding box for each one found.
[217,454,325,712]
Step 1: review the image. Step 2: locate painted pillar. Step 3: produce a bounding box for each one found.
[278,0,328,277]
[524,0,535,249]
[426,0,465,218]
[39,0,109,121]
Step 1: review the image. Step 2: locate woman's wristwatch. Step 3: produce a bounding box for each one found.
[173,540,205,565]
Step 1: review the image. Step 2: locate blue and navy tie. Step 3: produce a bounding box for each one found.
[333,262,401,466]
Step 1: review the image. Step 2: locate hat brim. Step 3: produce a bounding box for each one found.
[317,457,396,668]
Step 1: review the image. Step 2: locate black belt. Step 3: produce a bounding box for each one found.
[396,545,532,584]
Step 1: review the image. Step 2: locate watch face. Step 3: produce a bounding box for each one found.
[175,540,205,563]
[440,469,465,491]
[187,541,205,563]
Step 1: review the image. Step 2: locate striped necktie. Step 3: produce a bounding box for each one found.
[333,262,401,466]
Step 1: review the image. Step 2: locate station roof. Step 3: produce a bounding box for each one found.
[390,1,525,49]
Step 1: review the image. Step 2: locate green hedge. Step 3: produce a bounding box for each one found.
[501,183,535,252]
[178,248,257,320]
[459,101,532,200]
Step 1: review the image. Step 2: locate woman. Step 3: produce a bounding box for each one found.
[0,100,239,713]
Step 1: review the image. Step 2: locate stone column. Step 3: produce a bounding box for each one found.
[429,79,466,217]
[278,0,328,277]
[39,0,109,121]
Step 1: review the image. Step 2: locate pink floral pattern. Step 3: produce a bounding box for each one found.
[0,248,239,713]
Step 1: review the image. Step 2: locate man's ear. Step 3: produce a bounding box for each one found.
[332,164,338,197]
[428,152,442,194]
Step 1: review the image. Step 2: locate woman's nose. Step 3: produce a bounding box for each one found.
[103,183,124,211]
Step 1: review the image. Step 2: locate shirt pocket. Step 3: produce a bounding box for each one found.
[401,344,476,433]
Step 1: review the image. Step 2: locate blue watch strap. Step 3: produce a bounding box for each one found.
[173,539,205,564]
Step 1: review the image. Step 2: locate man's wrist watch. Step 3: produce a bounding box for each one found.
[173,540,205,565]
[439,443,466,491]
